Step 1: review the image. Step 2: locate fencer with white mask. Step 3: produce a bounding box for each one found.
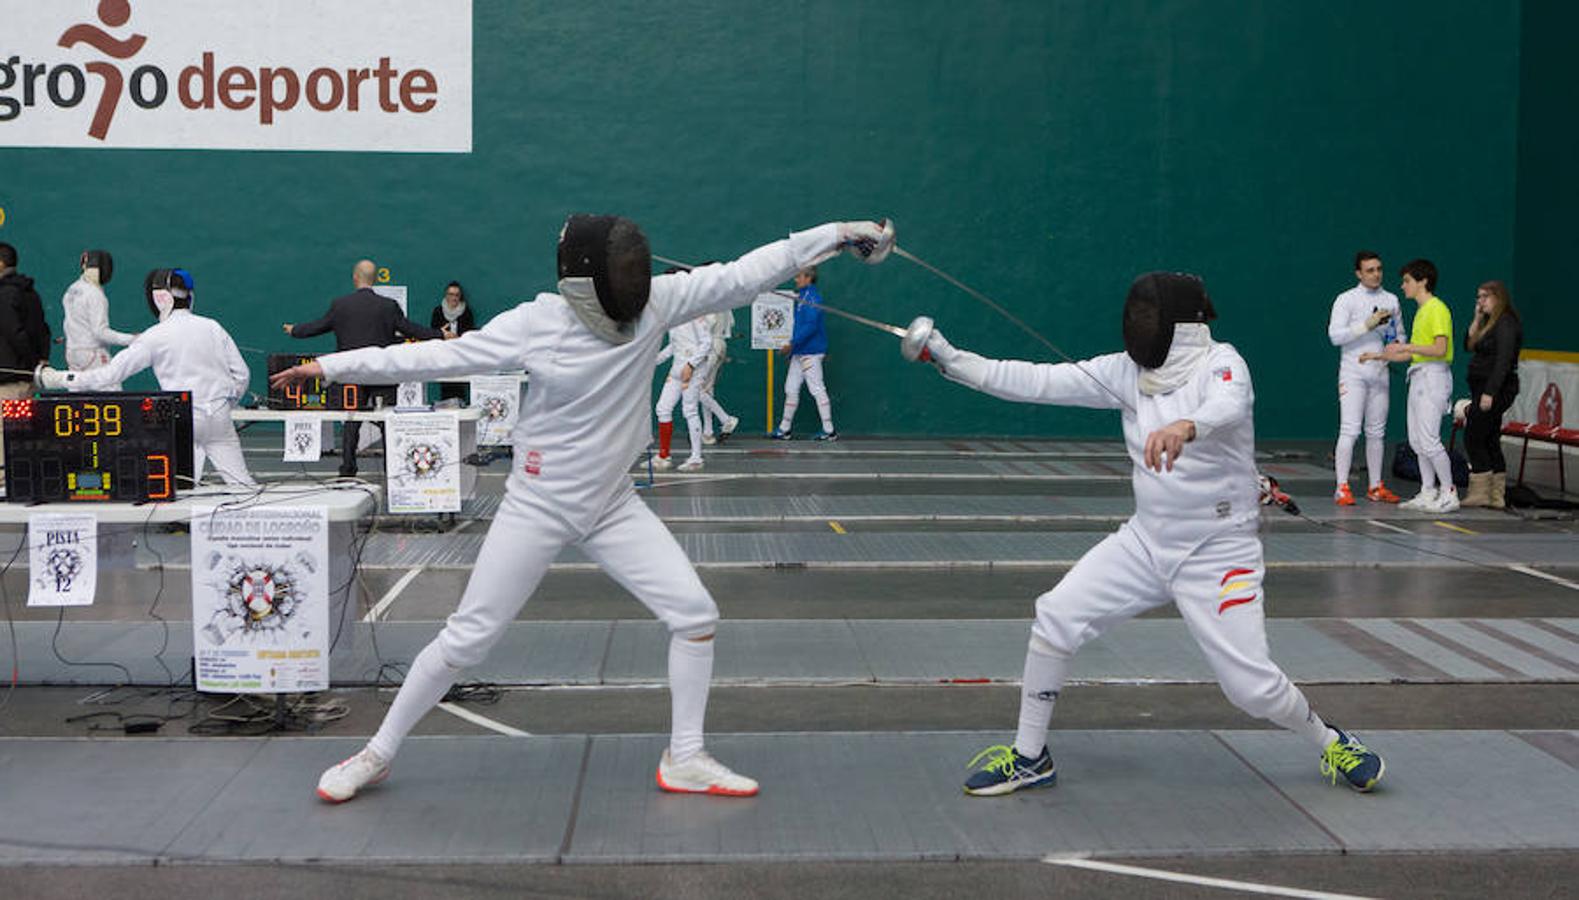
[37,268,256,487]
[61,249,138,389]
[902,272,1385,796]
[274,213,895,803]
[1327,251,1403,505]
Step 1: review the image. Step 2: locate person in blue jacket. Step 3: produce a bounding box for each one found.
[770,266,837,440]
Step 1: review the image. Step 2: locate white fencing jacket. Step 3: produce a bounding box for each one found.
[943,342,1260,571]
[66,309,250,417]
[1327,284,1401,380]
[319,224,842,534]
[61,277,136,364]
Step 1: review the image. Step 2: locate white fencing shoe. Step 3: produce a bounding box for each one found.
[1399,488,1437,510]
[677,458,704,472]
[656,749,759,797]
[316,748,391,803]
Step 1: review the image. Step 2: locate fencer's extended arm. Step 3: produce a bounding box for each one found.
[651,221,892,327]
[923,328,1128,410]
[58,340,153,391]
[1180,350,1254,439]
[317,304,529,384]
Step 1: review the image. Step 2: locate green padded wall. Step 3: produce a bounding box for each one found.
[0,2,1529,438]
[1515,0,1578,350]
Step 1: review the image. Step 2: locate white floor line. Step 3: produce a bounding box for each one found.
[436,701,531,736]
[1506,563,1579,592]
[1042,857,1378,900]
[1365,518,1413,535]
[362,566,424,622]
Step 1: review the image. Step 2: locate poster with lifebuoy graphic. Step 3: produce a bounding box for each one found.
[383,411,462,513]
[191,506,329,693]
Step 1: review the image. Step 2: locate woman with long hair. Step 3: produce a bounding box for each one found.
[1460,280,1522,508]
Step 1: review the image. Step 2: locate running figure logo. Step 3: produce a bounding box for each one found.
[57,0,147,140]
[404,442,443,480]
[45,547,85,593]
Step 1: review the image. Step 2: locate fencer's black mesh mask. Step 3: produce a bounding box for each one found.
[81,249,114,285]
[556,214,652,323]
[1121,272,1216,369]
[143,268,193,319]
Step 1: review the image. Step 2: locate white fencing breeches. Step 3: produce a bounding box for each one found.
[1335,373,1389,488]
[1406,364,1453,493]
[779,353,832,433]
[656,366,705,461]
[367,485,720,761]
[1019,522,1331,750]
[192,410,256,486]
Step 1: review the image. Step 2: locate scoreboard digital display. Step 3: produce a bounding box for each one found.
[3,393,195,503]
[266,353,375,410]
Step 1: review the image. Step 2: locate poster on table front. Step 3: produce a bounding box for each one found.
[190,506,330,693]
[468,375,520,445]
[27,513,97,607]
[750,293,793,350]
[282,413,322,462]
[383,411,462,513]
[397,382,427,408]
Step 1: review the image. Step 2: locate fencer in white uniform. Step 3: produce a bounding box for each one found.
[38,268,256,487]
[281,214,895,803]
[902,272,1385,795]
[61,250,137,389]
[652,313,712,471]
[699,309,739,444]
[1326,251,1402,505]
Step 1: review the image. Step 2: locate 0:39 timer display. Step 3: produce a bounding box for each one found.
[2,393,194,503]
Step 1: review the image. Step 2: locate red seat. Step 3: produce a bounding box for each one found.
[1502,421,1530,437]
[1558,429,1579,448]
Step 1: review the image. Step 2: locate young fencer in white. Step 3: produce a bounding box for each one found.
[653,313,712,471]
[1327,251,1402,505]
[280,214,895,802]
[61,250,137,389]
[903,272,1385,795]
[699,310,739,444]
[39,268,256,487]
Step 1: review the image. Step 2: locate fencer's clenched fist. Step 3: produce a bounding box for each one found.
[1364,309,1392,331]
[269,360,325,391]
[901,316,962,369]
[1143,419,1197,472]
[838,219,896,264]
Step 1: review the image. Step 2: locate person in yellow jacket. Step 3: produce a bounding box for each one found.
[1361,258,1456,512]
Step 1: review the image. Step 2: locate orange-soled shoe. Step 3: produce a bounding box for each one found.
[1366,484,1401,504]
[656,749,759,797]
[1334,484,1356,506]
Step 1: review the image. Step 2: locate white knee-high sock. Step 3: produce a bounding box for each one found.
[815,395,834,433]
[1014,641,1069,758]
[1334,434,1356,486]
[1365,436,1384,488]
[367,640,462,761]
[778,399,797,433]
[668,634,714,762]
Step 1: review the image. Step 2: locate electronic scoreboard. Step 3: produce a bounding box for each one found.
[266,353,378,410]
[3,392,195,503]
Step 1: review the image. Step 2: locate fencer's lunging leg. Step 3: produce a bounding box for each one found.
[1170,529,1337,749]
[577,488,721,762]
[1017,524,1171,755]
[366,492,573,760]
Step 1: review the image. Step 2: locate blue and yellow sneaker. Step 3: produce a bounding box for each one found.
[1320,728,1384,792]
[963,744,1056,796]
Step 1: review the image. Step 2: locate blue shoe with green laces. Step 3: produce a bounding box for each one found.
[963,744,1056,796]
[1320,728,1384,792]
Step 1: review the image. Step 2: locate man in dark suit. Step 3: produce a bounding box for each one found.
[284,260,446,476]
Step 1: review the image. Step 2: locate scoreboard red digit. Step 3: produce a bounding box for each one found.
[3,393,195,503]
[266,353,370,410]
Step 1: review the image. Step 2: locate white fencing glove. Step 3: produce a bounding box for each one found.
[900,317,985,389]
[1364,308,1392,331]
[35,365,72,391]
[1452,397,1470,425]
[838,219,895,264]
